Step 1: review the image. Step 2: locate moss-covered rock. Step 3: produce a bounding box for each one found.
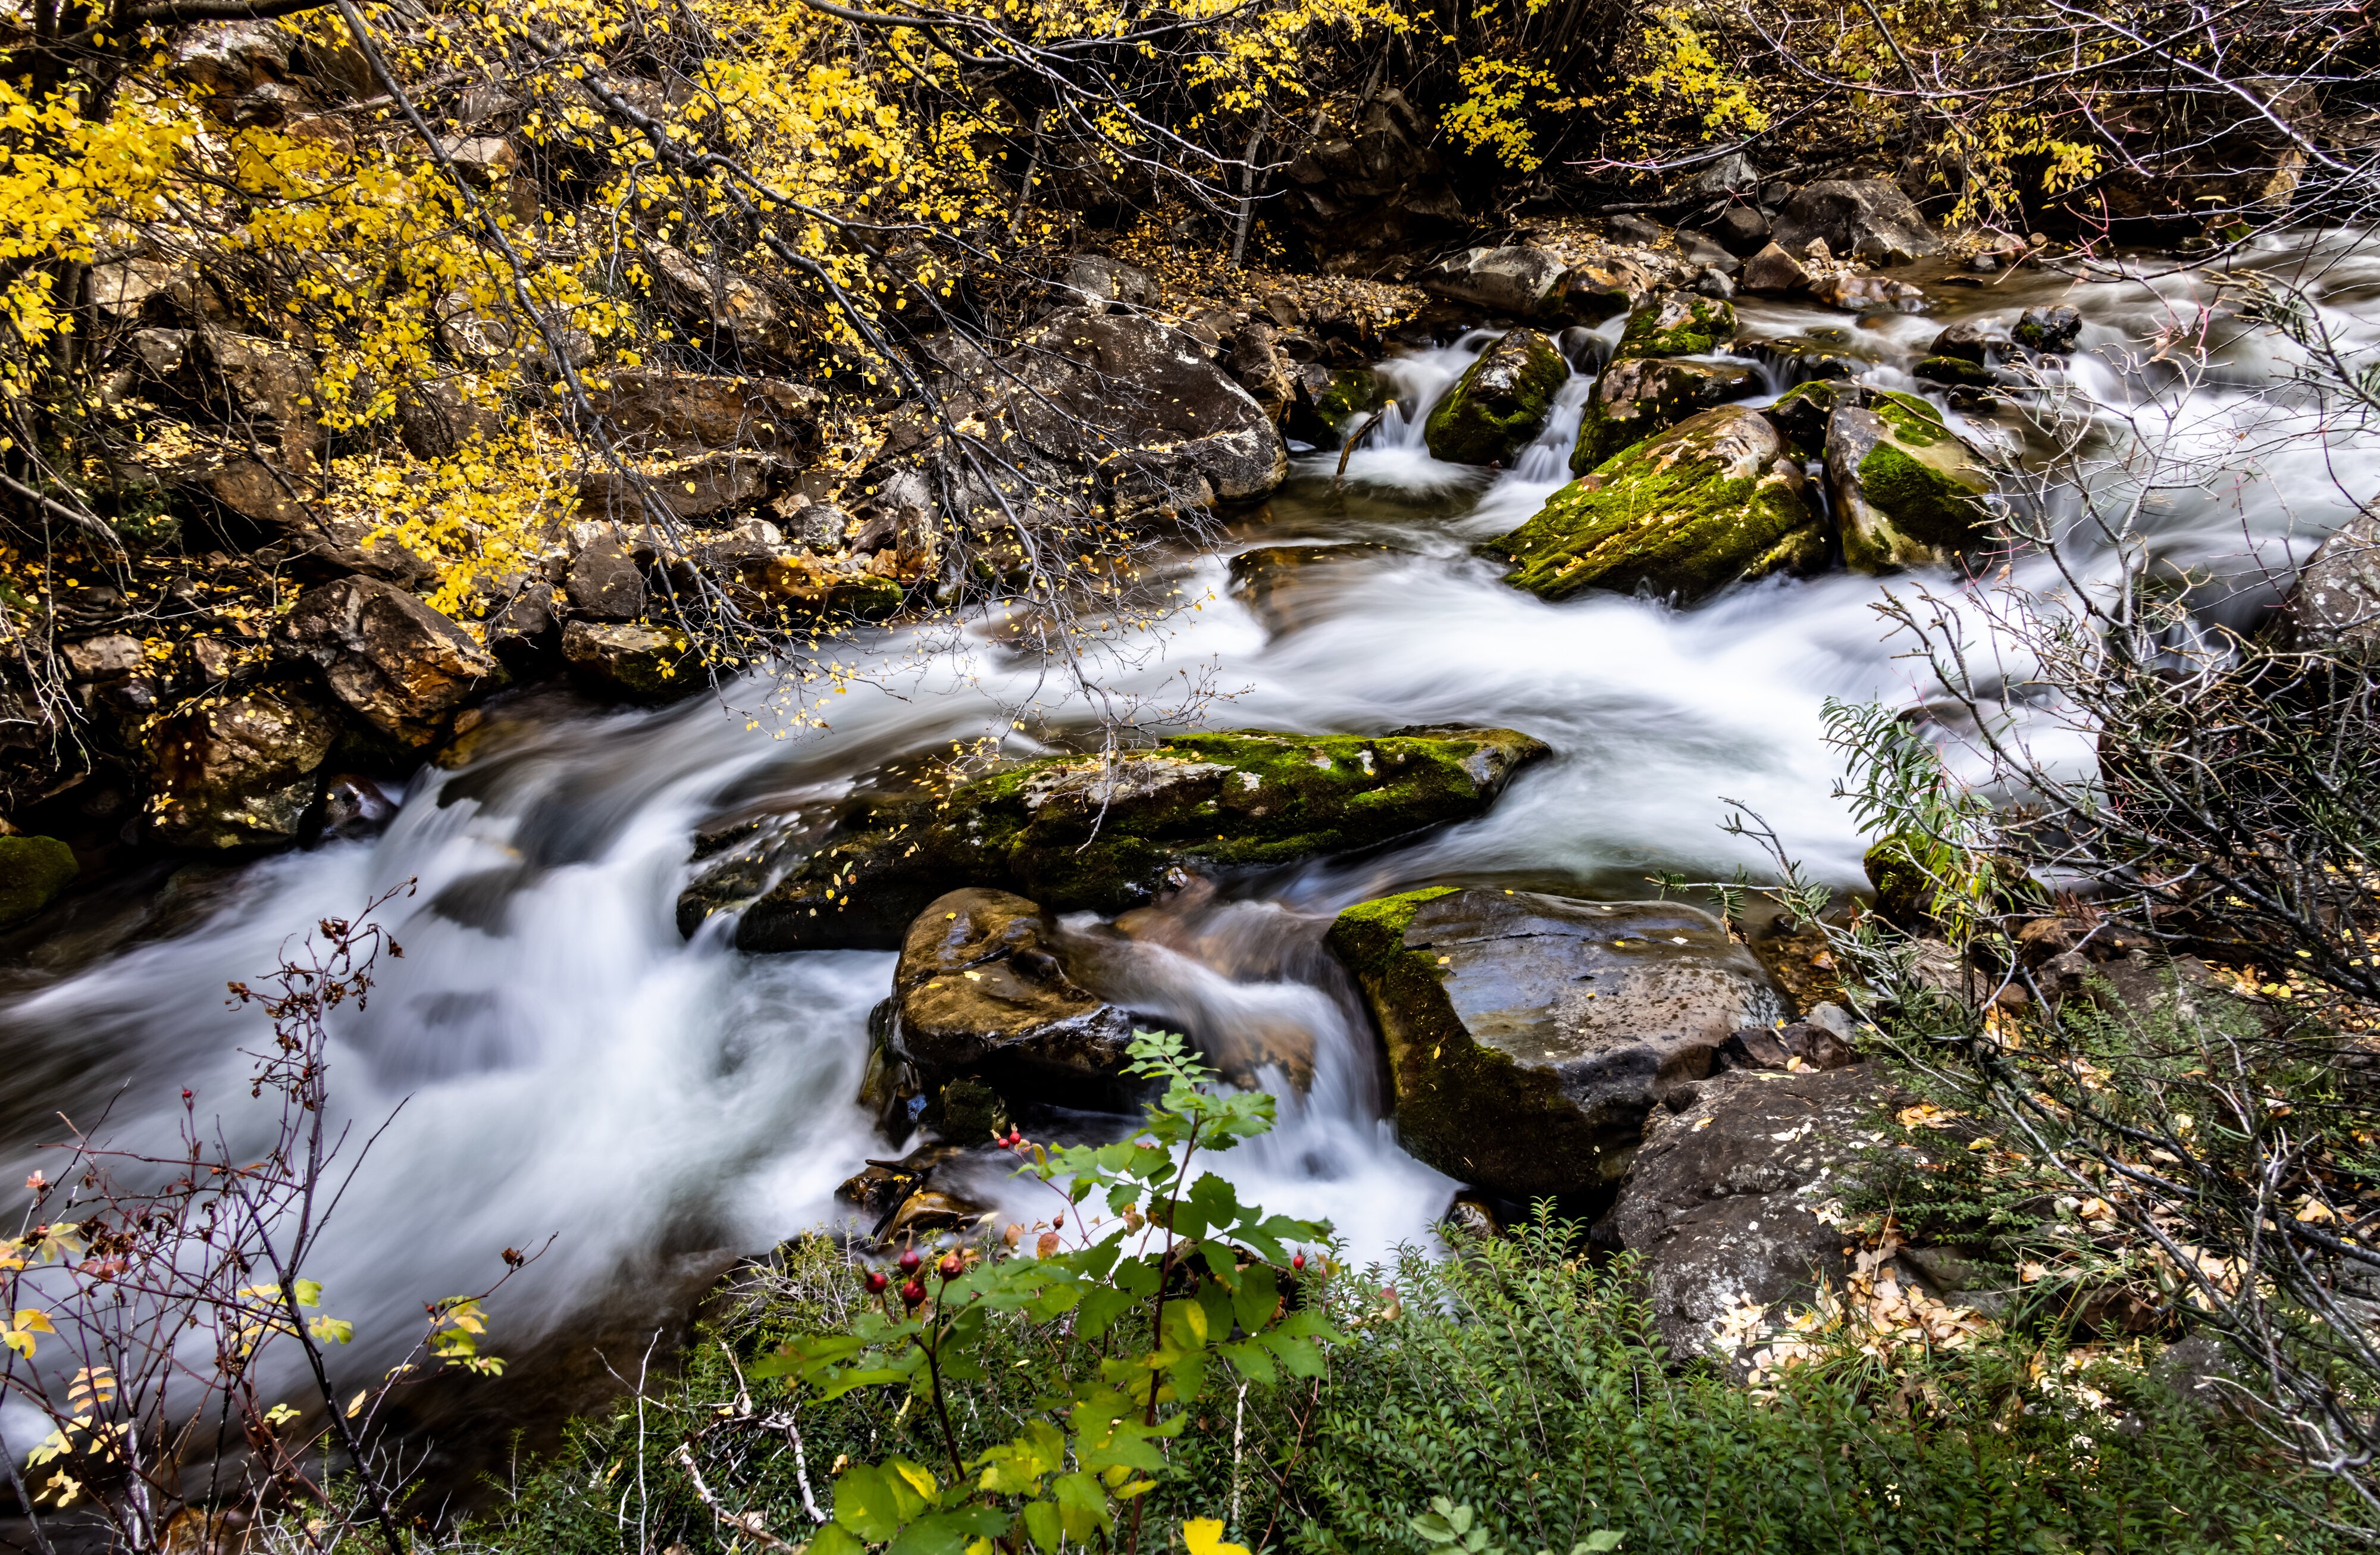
[1490,405,1827,605]
[1423,328,1568,466]
[1327,888,1789,1199]
[1914,354,1994,389]
[1824,391,1995,572]
[0,834,79,927]
[1569,356,1756,474]
[560,620,703,702]
[1613,291,1737,362]
[696,725,1551,951]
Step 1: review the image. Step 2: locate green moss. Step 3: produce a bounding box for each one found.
[1872,390,1949,444]
[1493,414,1818,603]
[0,834,78,927]
[1315,368,1388,425]
[1914,355,1993,389]
[1424,330,1569,465]
[1765,378,1848,456]
[1855,440,1986,549]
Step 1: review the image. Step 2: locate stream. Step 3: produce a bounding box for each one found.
[4,235,2377,1462]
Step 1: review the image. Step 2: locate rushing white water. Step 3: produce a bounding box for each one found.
[5,236,2378,1431]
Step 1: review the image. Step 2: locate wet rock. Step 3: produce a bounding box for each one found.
[1492,405,1825,605]
[1771,179,1942,265]
[1714,1018,1859,1072]
[1761,378,1851,456]
[1423,328,1568,466]
[1599,1063,1893,1357]
[1553,254,1673,323]
[1569,356,1756,474]
[1327,888,1790,1199]
[892,888,1136,1093]
[2012,305,2082,355]
[1228,320,1299,425]
[882,1189,991,1243]
[1809,273,1928,313]
[485,590,560,674]
[307,772,397,845]
[579,371,821,452]
[1277,88,1467,276]
[0,835,79,927]
[1297,367,1392,448]
[1227,543,1402,634]
[1710,206,1771,257]
[1008,308,1288,517]
[565,531,647,620]
[1737,242,1811,296]
[1061,255,1156,312]
[706,727,1549,952]
[144,690,339,849]
[1825,390,1996,572]
[1928,320,2010,365]
[560,620,700,702]
[1417,246,1571,318]
[1914,355,1994,389]
[278,576,499,743]
[1613,292,1737,362]
[2282,503,2379,661]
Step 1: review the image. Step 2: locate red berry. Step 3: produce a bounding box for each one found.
[938,1251,964,1279]
[865,1270,889,1294]
[900,1279,926,1306]
[1292,1252,1305,1271]
[897,1246,922,1274]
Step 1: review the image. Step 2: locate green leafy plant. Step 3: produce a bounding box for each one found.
[753,1030,1335,1555]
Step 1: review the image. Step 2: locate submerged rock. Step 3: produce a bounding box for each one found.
[1227,543,1404,634]
[1327,888,1790,1199]
[1612,292,1736,361]
[891,888,1136,1094]
[1569,356,1756,474]
[1825,390,1996,572]
[1492,405,1826,605]
[1423,328,1568,466]
[696,726,1549,952]
[0,835,79,927]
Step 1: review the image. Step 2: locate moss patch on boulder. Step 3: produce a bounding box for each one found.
[1423,328,1569,465]
[1825,392,1995,572]
[1492,405,1825,604]
[1569,357,1755,474]
[701,725,1551,951]
[0,834,79,927]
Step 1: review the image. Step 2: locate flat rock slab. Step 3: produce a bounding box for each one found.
[1328,888,1788,1199]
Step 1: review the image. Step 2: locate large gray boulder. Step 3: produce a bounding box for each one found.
[1417,246,1572,318]
[1600,1063,1894,1357]
[1008,308,1288,518]
[1824,390,1995,572]
[2283,505,2379,661]
[278,576,497,744]
[1327,889,1789,1199]
[1771,179,1941,265]
[1423,328,1569,466]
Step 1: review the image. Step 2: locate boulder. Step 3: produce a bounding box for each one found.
[1825,390,1996,572]
[0,835,79,927]
[1228,321,1299,425]
[1007,308,1288,517]
[1060,255,1156,312]
[89,258,206,330]
[1913,355,1994,389]
[1416,246,1571,318]
[144,690,339,849]
[1491,405,1826,605]
[1613,292,1737,361]
[1423,328,1569,466]
[1927,320,2010,365]
[1327,888,1790,1199]
[1599,1063,1893,1357]
[396,381,506,459]
[1770,179,1942,265]
[1687,152,1762,200]
[2282,505,2379,661]
[1552,253,1674,323]
[184,331,321,471]
[579,371,821,452]
[890,888,1136,1091]
[62,634,146,682]
[1277,89,1468,275]
[560,620,701,702]
[697,726,1549,952]
[565,531,647,620]
[644,241,790,358]
[576,451,788,526]
[1569,356,1756,474]
[278,576,498,743]
[1737,242,1810,296]
[2012,304,2083,354]
[1761,378,1851,456]
[1709,207,1771,258]
[1809,272,1928,313]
